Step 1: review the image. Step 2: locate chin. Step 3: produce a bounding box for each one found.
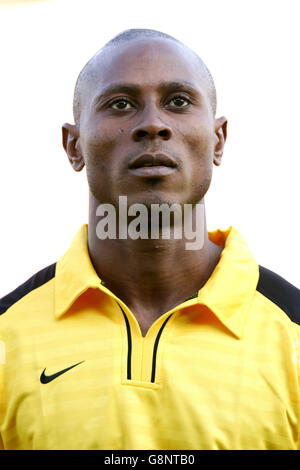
[129,195,182,210]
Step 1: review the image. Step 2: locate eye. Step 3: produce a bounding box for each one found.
[167,95,191,108]
[109,98,134,110]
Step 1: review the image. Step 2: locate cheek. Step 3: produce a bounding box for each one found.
[181,126,214,202]
[184,126,215,162]
[80,123,125,203]
[83,133,116,165]
[81,116,119,157]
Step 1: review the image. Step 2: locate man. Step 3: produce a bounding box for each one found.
[0,29,299,450]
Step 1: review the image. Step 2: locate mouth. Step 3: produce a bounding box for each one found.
[128,153,177,177]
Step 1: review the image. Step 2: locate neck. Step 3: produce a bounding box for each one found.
[87,193,222,334]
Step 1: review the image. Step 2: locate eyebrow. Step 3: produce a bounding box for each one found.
[92,81,201,105]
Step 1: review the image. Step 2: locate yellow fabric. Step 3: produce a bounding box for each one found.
[0,224,300,450]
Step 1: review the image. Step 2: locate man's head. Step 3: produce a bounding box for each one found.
[62,28,227,209]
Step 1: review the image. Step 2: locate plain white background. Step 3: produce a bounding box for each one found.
[0,0,299,297]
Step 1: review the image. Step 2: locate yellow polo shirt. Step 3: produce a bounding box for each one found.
[0,224,299,450]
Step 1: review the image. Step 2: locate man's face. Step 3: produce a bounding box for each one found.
[74,38,226,209]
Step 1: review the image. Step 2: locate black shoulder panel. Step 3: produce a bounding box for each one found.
[256,265,300,324]
[0,262,56,315]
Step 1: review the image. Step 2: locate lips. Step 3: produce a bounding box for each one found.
[128,153,177,170]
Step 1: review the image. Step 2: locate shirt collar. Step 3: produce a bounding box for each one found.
[196,226,259,339]
[54,224,101,319]
[54,224,259,338]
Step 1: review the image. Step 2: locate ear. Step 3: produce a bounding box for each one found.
[62,123,85,172]
[213,116,228,166]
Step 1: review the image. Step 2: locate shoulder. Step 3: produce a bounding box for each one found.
[256,265,300,324]
[0,262,56,316]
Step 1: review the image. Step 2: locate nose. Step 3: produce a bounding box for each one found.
[131,106,172,141]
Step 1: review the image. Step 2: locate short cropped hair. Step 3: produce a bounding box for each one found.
[73,29,217,124]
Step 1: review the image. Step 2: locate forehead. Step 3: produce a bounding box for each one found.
[83,38,209,102]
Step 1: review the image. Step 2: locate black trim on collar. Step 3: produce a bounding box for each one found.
[256,265,300,324]
[118,304,132,380]
[0,262,56,315]
[183,292,198,302]
[117,303,173,383]
[151,314,173,383]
